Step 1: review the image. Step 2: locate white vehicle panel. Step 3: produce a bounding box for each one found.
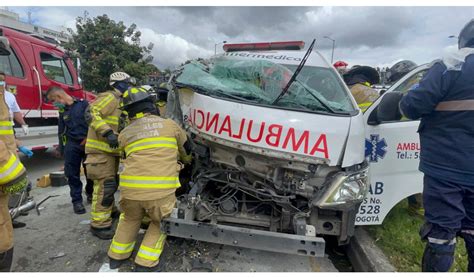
[180,92,352,166]
[355,64,430,225]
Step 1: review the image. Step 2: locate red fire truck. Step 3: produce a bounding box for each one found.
[0,25,95,150]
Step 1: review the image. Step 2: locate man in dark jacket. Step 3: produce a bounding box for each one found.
[46,86,94,214]
[399,19,474,272]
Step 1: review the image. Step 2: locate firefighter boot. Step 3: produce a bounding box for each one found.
[111,209,120,219]
[12,220,26,229]
[90,226,115,240]
[133,263,162,272]
[0,248,13,272]
[109,257,128,270]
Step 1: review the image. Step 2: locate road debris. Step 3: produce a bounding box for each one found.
[35,195,60,215]
[190,258,213,272]
[49,252,66,260]
[98,263,119,272]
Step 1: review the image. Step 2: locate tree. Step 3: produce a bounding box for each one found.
[64,12,158,92]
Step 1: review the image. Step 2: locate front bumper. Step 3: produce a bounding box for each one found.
[162,217,326,257]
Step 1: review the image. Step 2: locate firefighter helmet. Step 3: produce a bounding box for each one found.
[333,61,348,69]
[387,60,417,83]
[459,19,474,49]
[343,66,380,86]
[109,72,131,86]
[120,86,154,109]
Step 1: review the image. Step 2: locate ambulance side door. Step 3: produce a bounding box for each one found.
[356,66,430,225]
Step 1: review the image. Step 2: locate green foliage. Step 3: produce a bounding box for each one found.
[64,12,158,92]
[366,200,468,272]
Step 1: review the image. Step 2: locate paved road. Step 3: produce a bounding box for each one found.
[11,151,338,272]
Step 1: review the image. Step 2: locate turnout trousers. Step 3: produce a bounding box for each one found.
[84,154,119,229]
[421,174,474,272]
[0,192,14,272]
[0,192,12,252]
[108,194,176,267]
[0,137,18,271]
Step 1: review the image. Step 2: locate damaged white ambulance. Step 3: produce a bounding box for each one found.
[161,40,424,257]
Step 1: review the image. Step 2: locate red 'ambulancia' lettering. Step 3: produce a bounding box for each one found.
[310,134,329,159]
[282,128,310,153]
[195,109,205,129]
[265,124,283,147]
[218,115,232,136]
[231,118,246,139]
[205,112,220,133]
[247,120,266,143]
[191,108,330,159]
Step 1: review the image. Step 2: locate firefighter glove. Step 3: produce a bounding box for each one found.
[103,130,119,149]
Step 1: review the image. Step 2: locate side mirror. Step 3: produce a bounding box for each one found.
[368,92,403,125]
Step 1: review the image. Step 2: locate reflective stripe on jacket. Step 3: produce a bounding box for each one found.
[118,114,188,200]
[0,121,13,135]
[0,91,17,153]
[85,90,122,155]
[0,140,26,186]
[349,83,380,112]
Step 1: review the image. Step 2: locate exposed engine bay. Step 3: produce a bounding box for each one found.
[176,134,367,246]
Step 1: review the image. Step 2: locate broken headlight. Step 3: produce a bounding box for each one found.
[316,167,369,208]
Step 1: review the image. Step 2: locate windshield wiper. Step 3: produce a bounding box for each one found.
[272,39,316,105]
[297,81,336,113]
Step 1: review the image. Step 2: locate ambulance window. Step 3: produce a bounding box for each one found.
[0,47,24,78]
[393,69,428,94]
[40,53,73,85]
[379,68,429,123]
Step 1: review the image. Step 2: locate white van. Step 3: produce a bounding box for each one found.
[162,41,426,257]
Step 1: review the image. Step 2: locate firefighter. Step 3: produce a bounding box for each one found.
[156,82,169,117]
[333,60,349,75]
[0,72,28,272]
[387,60,417,84]
[107,87,191,272]
[84,71,132,239]
[397,19,474,272]
[343,66,380,112]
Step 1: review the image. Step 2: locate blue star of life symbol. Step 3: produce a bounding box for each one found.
[365,134,387,162]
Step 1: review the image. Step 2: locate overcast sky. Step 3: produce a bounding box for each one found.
[6,6,474,69]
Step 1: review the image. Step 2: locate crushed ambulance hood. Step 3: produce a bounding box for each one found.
[169,58,365,167]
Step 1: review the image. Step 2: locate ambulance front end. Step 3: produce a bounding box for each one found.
[163,41,369,257]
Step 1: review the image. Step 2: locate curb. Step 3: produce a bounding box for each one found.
[346,227,397,272]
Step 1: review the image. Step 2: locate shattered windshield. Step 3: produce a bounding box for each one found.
[175,57,356,114]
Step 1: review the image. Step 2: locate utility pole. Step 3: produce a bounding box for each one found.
[323,36,335,63]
